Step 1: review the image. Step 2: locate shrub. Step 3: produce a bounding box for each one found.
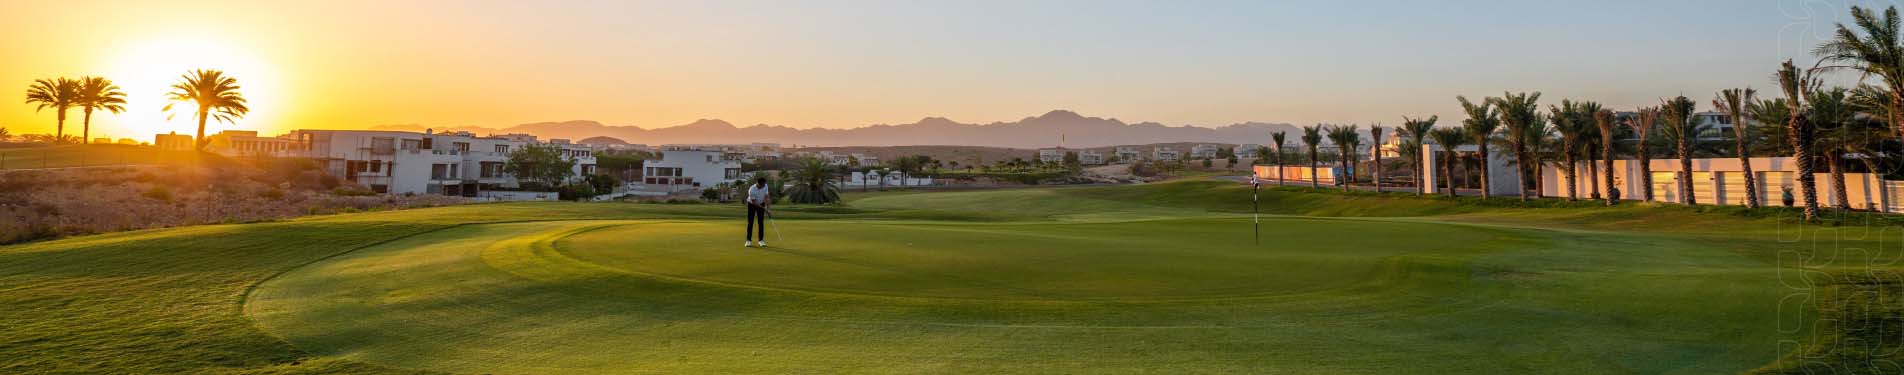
[259,188,285,200]
[331,186,377,196]
[143,186,173,202]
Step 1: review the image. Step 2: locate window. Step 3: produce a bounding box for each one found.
[432,164,449,180]
[402,139,422,150]
[450,164,460,179]
[370,161,382,173]
[371,137,395,154]
[455,142,470,152]
[495,145,511,154]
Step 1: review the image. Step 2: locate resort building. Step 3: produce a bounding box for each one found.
[640,145,744,191]
[1039,148,1067,163]
[205,130,300,155]
[154,132,194,150]
[1115,147,1144,163]
[1152,147,1181,161]
[1189,144,1222,159]
[280,129,598,196]
[1079,150,1106,165]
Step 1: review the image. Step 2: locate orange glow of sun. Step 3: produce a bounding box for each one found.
[103,35,281,139]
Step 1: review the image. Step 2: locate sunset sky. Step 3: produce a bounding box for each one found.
[0,0,1853,140]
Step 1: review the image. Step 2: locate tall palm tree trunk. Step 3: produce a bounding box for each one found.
[1828,152,1849,209]
[1677,140,1695,206]
[1601,136,1617,206]
[1373,149,1383,192]
[1443,152,1457,197]
[1586,151,1600,199]
[195,109,211,150]
[1563,145,1578,201]
[1476,144,1491,198]
[1274,148,1284,186]
[81,108,93,144]
[1637,141,1654,201]
[1513,142,1529,200]
[1532,151,1545,199]
[1735,134,1759,208]
[1338,147,1351,192]
[55,110,66,143]
[1309,149,1319,190]
[1792,120,1819,220]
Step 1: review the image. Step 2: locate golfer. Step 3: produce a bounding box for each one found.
[744,177,771,247]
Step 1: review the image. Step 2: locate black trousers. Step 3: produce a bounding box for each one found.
[746,203,767,241]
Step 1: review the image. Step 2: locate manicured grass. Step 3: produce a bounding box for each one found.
[3,179,1898,373]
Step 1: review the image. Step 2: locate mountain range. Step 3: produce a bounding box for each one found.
[370,110,1301,149]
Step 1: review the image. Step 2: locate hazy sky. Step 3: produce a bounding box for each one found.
[0,0,1873,139]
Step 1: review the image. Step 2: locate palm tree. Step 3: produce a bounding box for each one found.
[1370,126,1385,192]
[1489,92,1542,200]
[1301,125,1323,189]
[1712,88,1761,208]
[75,77,127,145]
[1815,5,1904,141]
[1524,113,1555,199]
[164,69,249,150]
[784,157,842,204]
[1809,87,1865,210]
[1748,99,1794,156]
[1593,108,1619,205]
[0,126,10,142]
[1458,96,1499,198]
[1576,101,1606,200]
[1427,127,1469,197]
[1777,60,1821,220]
[1399,118,1435,196]
[1549,100,1595,201]
[1627,107,1662,201]
[1270,131,1288,185]
[1327,124,1361,192]
[1659,96,1702,206]
[24,77,80,143]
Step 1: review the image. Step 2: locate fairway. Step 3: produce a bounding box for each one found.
[236,185,1808,374]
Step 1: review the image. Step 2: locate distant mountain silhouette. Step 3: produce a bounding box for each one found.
[577,136,628,145]
[369,110,1301,148]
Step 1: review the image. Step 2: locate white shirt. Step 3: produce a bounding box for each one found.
[747,184,771,205]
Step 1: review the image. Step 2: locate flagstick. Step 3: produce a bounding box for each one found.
[1252,176,1261,245]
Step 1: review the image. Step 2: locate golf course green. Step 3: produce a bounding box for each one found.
[3,180,1896,374]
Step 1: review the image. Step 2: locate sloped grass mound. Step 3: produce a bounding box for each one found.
[246,216,1791,374]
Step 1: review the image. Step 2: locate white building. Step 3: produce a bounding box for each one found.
[1153,147,1181,161]
[1115,147,1143,163]
[1038,148,1067,163]
[266,129,597,196]
[641,145,744,191]
[1080,150,1106,165]
[1236,144,1263,157]
[1190,144,1222,159]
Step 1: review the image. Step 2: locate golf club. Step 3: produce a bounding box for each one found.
[767,206,784,242]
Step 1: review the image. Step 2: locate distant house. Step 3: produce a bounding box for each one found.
[1236,144,1263,157]
[1079,150,1105,165]
[1038,148,1066,163]
[1189,144,1222,159]
[1153,147,1181,161]
[154,132,193,150]
[1114,147,1143,163]
[641,145,744,190]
